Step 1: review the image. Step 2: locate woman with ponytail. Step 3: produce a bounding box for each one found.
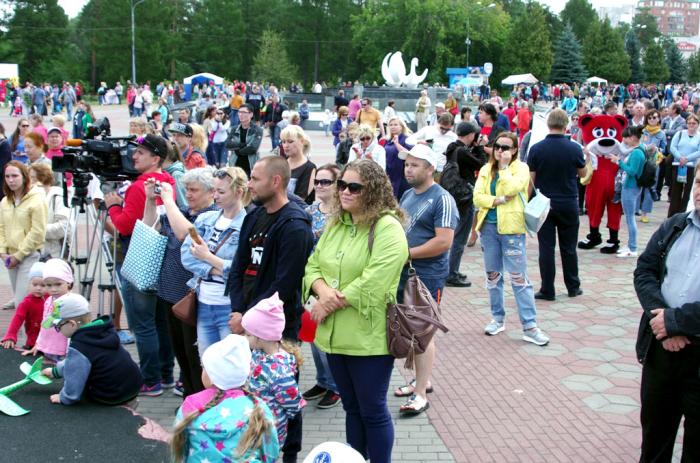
[171,334,279,463]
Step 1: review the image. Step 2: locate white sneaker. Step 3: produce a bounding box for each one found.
[617,248,638,258]
[616,246,629,254]
[484,320,505,336]
[523,327,550,346]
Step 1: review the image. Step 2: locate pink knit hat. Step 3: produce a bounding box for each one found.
[241,292,286,341]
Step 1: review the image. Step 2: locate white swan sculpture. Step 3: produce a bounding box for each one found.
[381,52,428,88]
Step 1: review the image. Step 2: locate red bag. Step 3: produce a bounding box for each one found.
[299,310,318,343]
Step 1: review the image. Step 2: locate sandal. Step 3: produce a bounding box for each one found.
[394,379,434,397]
[399,394,430,416]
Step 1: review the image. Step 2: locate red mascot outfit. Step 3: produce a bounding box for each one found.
[578,114,627,253]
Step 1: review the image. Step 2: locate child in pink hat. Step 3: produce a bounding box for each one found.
[242,292,305,447]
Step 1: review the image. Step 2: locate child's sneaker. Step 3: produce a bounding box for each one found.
[139,383,163,397]
[172,381,184,397]
[118,330,135,344]
[161,380,176,389]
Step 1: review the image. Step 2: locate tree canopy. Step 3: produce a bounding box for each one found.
[560,0,598,43]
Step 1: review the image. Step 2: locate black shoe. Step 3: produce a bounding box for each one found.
[578,234,602,249]
[302,384,327,400]
[457,272,468,280]
[446,276,472,288]
[568,288,583,298]
[534,291,555,301]
[600,241,620,254]
[317,390,341,409]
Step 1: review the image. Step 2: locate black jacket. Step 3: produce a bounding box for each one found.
[226,198,314,340]
[263,102,287,126]
[634,211,700,363]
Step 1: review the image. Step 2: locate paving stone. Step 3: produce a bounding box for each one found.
[561,374,614,393]
[594,363,641,380]
[595,306,632,317]
[586,324,627,337]
[583,394,639,415]
[603,338,636,353]
[575,347,622,362]
[545,320,579,332]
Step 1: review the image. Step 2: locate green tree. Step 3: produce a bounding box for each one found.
[688,52,700,83]
[583,18,630,83]
[625,29,644,83]
[662,37,687,83]
[643,42,669,83]
[502,3,553,81]
[0,0,72,82]
[560,0,598,43]
[251,30,298,85]
[633,8,662,49]
[549,24,587,83]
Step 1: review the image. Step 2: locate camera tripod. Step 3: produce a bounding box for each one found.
[60,174,122,318]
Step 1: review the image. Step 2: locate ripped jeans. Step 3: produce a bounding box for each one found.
[479,222,538,330]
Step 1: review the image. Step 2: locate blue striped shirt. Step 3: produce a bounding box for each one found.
[661,210,700,311]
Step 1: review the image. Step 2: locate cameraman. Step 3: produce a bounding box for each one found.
[104,134,177,396]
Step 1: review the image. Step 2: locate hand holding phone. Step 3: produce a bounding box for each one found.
[188,227,203,245]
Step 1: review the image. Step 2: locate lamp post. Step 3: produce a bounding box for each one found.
[131,0,146,84]
[465,2,496,70]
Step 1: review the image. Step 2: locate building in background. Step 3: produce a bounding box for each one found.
[598,5,636,26]
[637,0,700,37]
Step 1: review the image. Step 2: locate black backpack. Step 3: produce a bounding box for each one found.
[636,145,657,188]
[440,161,473,206]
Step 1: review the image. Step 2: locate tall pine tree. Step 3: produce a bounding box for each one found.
[662,37,687,83]
[625,29,644,83]
[583,18,631,83]
[549,23,587,83]
[688,52,700,83]
[251,30,298,85]
[643,42,670,83]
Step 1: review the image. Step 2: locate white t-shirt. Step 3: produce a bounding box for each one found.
[198,215,233,306]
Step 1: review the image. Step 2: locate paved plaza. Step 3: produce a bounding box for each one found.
[0,105,682,461]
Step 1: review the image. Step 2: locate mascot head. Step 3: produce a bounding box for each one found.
[579,114,628,155]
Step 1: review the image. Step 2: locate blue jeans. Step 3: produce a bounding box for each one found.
[196,301,231,357]
[65,102,73,122]
[621,185,641,251]
[448,204,474,279]
[211,142,227,166]
[480,222,537,330]
[229,109,239,127]
[117,263,174,387]
[311,343,337,392]
[638,187,654,214]
[270,124,281,149]
[327,354,394,463]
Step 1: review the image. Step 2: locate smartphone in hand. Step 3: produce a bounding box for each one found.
[188,227,203,245]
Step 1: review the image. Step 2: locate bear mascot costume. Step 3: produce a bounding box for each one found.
[577,114,628,253]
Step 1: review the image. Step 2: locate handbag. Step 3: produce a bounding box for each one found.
[120,217,167,292]
[171,227,235,327]
[367,220,449,370]
[518,181,551,236]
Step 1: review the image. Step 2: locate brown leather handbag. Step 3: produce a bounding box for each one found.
[368,220,449,369]
[171,228,234,327]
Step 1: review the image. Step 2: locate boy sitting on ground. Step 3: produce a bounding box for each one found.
[41,293,143,405]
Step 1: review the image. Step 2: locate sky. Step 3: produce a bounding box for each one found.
[58,0,638,18]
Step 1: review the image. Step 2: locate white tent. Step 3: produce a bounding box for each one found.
[586,76,608,84]
[501,73,538,85]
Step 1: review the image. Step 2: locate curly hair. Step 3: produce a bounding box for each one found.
[328,159,405,227]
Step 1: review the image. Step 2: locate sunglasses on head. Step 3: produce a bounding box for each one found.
[314,179,333,187]
[493,143,514,152]
[337,179,364,194]
[214,169,232,179]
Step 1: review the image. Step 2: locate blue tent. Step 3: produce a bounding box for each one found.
[183,73,224,100]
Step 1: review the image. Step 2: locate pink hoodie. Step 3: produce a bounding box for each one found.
[34,296,68,356]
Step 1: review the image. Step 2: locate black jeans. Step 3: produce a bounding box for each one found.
[161,297,203,397]
[282,365,303,462]
[668,166,694,217]
[536,203,580,297]
[640,341,700,462]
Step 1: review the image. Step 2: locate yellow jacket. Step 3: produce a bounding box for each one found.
[0,187,48,260]
[473,160,530,235]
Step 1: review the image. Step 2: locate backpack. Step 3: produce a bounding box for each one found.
[636,145,657,188]
[439,161,473,206]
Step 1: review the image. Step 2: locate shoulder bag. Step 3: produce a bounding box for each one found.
[518,178,551,237]
[368,219,449,370]
[120,217,167,292]
[171,227,234,327]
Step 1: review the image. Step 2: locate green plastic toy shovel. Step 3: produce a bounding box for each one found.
[0,357,52,416]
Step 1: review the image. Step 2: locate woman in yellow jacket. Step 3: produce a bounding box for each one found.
[473,132,549,346]
[0,161,47,308]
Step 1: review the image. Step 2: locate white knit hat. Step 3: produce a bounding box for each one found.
[201,335,252,390]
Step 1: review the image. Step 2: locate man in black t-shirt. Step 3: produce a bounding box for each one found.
[527,109,588,301]
[333,89,349,113]
[226,156,313,463]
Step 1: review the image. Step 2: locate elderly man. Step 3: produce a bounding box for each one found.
[634,163,700,462]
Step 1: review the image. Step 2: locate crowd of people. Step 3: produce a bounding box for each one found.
[0,74,698,462]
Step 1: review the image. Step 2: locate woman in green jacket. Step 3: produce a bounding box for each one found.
[303,159,408,463]
[473,132,549,346]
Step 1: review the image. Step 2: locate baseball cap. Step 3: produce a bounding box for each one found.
[456,121,480,137]
[168,122,193,137]
[42,293,90,329]
[435,102,446,109]
[398,143,437,167]
[135,134,168,159]
[47,127,62,135]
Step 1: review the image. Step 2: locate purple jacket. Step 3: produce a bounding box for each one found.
[381,134,413,199]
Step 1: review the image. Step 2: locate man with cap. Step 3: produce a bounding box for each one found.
[41,292,143,405]
[443,122,487,287]
[104,134,177,397]
[428,102,447,126]
[394,144,458,415]
[168,122,206,169]
[45,126,65,159]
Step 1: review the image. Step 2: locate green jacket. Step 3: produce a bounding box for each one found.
[303,213,408,356]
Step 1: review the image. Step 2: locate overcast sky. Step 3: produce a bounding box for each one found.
[58,0,637,18]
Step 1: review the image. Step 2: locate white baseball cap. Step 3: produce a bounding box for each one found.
[398,143,437,167]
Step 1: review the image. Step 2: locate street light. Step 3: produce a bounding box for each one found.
[131,0,146,84]
[465,2,496,70]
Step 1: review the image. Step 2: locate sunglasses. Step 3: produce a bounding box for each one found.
[214,169,232,179]
[20,124,30,128]
[493,143,514,152]
[648,115,659,119]
[337,179,364,194]
[439,126,451,133]
[53,320,71,332]
[360,136,372,142]
[314,179,333,187]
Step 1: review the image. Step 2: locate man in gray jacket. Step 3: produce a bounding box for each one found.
[226,103,263,177]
